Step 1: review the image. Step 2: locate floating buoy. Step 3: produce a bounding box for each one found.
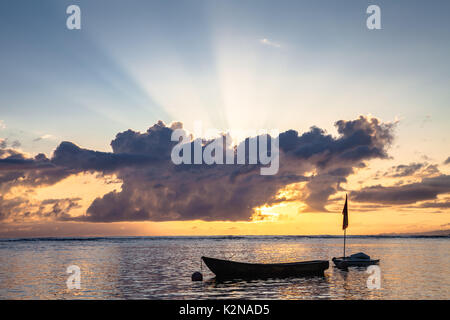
[191,271,203,281]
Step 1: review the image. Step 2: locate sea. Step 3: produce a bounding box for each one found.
[0,236,448,299]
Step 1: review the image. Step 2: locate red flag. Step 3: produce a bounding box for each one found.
[342,194,348,230]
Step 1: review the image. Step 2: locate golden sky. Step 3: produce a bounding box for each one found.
[1,163,448,238]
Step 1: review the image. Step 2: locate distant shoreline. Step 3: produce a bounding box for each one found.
[378,228,450,237]
[0,233,449,241]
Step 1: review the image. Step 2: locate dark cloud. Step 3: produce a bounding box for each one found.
[422,164,440,176]
[382,162,440,178]
[0,149,66,189]
[385,163,425,177]
[414,201,450,209]
[0,116,396,222]
[52,141,157,172]
[351,175,450,205]
[0,194,81,222]
[444,157,450,165]
[11,140,21,148]
[81,116,395,221]
[276,116,394,211]
[110,120,177,158]
[281,116,394,165]
[0,139,21,149]
[0,151,53,171]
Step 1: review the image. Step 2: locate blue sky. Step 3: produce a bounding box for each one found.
[0,0,449,163]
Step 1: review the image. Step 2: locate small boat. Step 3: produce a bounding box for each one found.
[201,256,329,280]
[332,252,380,268]
[334,195,379,269]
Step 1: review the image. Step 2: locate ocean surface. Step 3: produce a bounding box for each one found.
[0,236,448,300]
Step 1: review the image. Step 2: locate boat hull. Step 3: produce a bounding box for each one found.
[201,256,329,280]
[332,257,379,267]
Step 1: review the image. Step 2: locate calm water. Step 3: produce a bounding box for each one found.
[0,236,448,299]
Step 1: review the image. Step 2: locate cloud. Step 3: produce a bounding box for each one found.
[383,162,440,178]
[0,116,396,222]
[0,149,53,171]
[82,116,394,221]
[33,134,54,142]
[0,145,83,222]
[0,139,22,150]
[0,120,5,129]
[260,38,281,48]
[414,201,450,209]
[0,146,72,195]
[52,141,157,172]
[11,140,21,148]
[351,175,450,205]
[444,157,450,165]
[0,195,81,222]
[385,163,425,177]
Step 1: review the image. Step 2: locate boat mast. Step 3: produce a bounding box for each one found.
[342,194,348,259]
[343,228,346,259]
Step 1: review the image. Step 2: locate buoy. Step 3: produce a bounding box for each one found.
[191,271,203,281]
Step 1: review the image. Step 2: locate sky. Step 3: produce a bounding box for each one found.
[0,0,449,238]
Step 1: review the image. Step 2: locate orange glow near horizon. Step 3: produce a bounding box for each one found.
[1,163,449,238]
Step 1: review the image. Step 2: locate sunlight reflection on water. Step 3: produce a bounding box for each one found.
[0,237,448,299]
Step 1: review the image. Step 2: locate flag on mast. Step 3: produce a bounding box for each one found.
[342,194,348,230]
